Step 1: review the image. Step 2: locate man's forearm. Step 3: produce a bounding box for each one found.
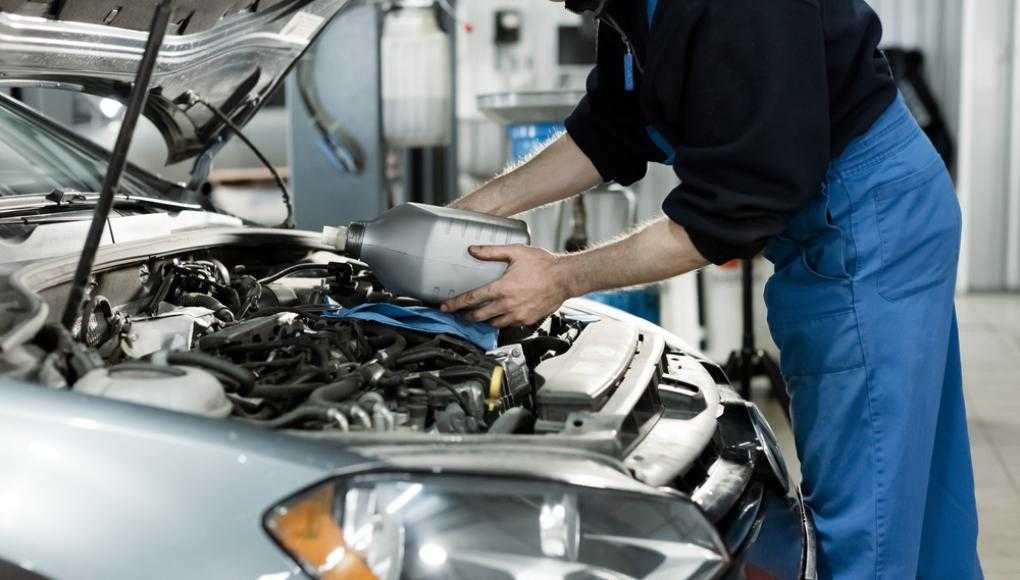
[555,217,709,296]
[451,133,603,217]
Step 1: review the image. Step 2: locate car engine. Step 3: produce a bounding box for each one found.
[58,251,585,435]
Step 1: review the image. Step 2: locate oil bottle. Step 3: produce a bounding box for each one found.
[323,203,531,303]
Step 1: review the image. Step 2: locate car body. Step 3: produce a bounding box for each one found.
[0,2,814,579]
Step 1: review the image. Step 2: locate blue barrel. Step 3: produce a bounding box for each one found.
[508,122,564,162]
[586,288,661,325]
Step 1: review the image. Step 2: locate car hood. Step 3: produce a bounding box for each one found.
[0,0,350,165]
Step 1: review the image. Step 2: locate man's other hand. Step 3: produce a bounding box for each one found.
[441,245,572,328]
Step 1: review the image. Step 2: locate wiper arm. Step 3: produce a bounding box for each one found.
[0,195,204,225]
[0,191,200,215]
[60,1,172,332]
[49,190,203,212]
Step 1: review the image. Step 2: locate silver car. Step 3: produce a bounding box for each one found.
[0,2,813,579]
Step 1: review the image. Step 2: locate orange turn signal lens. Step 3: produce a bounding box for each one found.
[265,481,378,580]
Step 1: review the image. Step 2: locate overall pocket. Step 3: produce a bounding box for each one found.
[872,159,961,301]
[767,309,865,378]
[765,185,863,377]
[765,243,864,377]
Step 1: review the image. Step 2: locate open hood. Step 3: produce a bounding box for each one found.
[0,0,350,167]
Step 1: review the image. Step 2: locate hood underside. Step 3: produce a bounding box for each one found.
[0,0,350,165]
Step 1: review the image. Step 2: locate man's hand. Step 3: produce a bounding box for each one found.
[443,218,709,329]
[441,245,573,328]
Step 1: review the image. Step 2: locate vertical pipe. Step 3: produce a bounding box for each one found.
[446,0,460,202]
[1008,0,1020,288]
[955,0,979,291]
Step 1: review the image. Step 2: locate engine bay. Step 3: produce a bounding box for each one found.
[37,248,594,436]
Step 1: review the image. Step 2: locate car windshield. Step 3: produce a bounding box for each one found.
[0,95,111,197]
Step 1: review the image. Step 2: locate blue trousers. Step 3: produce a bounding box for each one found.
[763,95,982,579]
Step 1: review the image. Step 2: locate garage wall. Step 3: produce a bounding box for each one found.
[870,0,964,139]
[955,0,1017,291]
[872,0,1020,292]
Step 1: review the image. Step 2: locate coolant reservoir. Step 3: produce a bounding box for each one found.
[323,203,530,303]
[381,2,453,147]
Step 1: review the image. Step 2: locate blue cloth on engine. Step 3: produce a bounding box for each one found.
[323,303,498,351]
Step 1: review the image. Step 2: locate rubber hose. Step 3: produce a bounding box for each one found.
[165,351,256,395]
[396,349,470,368]
[249,369,326,399]
[368,331,407,365]
[178,293,235,322]
[258,263,327,285]
[488,407,536,434]
[309,376,364,407]
[250,382,326,399]
[254,406,330,429]
[438,366,493,384]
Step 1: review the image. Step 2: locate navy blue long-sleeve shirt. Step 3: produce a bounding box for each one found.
[564,0,897,264]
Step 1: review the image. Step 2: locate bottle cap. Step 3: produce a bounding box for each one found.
[321,225,349,252]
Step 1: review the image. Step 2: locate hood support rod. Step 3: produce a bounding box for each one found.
[61,1,172,331]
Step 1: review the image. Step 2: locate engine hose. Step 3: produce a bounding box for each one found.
[488,407,536,434]
[249,375,326,399]
[258,263,329,285]
[359,392,397,432]
[366,331,407,365]
[178,293,235,322]
[395,349,470,368]
[420,374,475,421]
[438,366,494,385]
[164,351,256,396]
[345,403,373,430]
[326,408,350,431]
[309,376,364,407]
[250,383,325,399]
[254,406,331,429]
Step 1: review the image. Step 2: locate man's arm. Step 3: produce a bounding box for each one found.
[450,133,603,217]
[441,216,708,328]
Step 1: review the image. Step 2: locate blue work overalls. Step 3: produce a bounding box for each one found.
[763,94,982,579]
[638,1,982,576]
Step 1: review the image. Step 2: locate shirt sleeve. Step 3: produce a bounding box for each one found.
[661,0,831,265]
[564,22,665,186]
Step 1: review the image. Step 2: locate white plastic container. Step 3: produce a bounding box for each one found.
[324,203,531,303]
[382,4,453,147]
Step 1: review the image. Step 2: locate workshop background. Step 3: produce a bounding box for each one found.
[6,0,1019,576]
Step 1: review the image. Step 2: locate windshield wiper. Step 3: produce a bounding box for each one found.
[0,191,199,216]
[60,1,172,332]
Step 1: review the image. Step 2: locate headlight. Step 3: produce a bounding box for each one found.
[265,472,728,580]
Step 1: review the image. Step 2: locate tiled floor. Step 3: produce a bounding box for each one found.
[756,293,1020,578]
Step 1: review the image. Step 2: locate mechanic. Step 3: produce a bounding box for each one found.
[443,0,982,578]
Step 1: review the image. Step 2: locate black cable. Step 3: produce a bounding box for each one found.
[258,263,329,285]
[61,1,172,331]
[296,54,362,174]
[189,93,295,229]
[421,373,474,420]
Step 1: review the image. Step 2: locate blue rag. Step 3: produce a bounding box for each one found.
[323,303,498,351]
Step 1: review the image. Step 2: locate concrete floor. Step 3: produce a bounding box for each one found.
[756,293,1020,578]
